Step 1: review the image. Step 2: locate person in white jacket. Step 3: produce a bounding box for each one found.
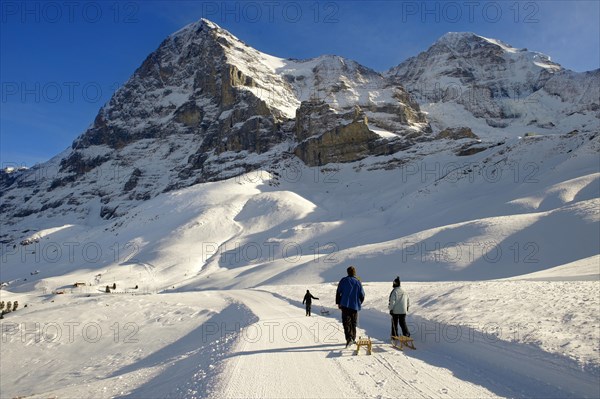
[388,276,410,337]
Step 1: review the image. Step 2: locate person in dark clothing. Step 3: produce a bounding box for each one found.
[336,266,365,348]
[302,290,319,316]
[388,276,410,337]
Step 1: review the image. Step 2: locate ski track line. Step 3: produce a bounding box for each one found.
[371,347,432,397]
[344,339,499,399]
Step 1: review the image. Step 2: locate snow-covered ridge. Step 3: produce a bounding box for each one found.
[388,29,596,137]
[433,31,561,70]
[165,19,400,119]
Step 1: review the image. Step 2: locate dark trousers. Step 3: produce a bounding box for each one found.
[391,313,410,337]
[305,304,311,316]
[341,307,358,343]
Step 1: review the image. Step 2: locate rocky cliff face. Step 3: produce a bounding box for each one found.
[292,101,422,166]
[73,19,291,180]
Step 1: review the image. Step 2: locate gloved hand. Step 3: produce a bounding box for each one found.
[389,310,394,315]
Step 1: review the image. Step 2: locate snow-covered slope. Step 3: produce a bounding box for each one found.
[2,131,598,292]
[507,254,600,281]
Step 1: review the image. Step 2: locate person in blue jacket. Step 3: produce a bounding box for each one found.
[336,266,365,347]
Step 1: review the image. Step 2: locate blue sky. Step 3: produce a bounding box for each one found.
[1,0,599,167]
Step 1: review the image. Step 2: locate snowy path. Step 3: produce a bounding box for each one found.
[214,290,362,398]
[213,290,499,399]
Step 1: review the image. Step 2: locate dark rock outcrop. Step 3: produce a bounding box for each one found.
[436,127,479,140]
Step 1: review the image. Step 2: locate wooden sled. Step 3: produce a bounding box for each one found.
[391,335,416,350]
[355,336,372,355]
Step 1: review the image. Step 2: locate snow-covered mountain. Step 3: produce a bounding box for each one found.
[2,23,598,230]
[388,32,599,137]
[1,20,598,273]
[0,19,431,226]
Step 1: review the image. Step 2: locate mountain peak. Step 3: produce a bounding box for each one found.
[436,31,480,43]
[199,17,219,28]
[435,32,520,53]
[170,18,221,38]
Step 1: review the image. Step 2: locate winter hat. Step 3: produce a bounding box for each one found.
[393,276,400,287]
[347,266,356,276]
